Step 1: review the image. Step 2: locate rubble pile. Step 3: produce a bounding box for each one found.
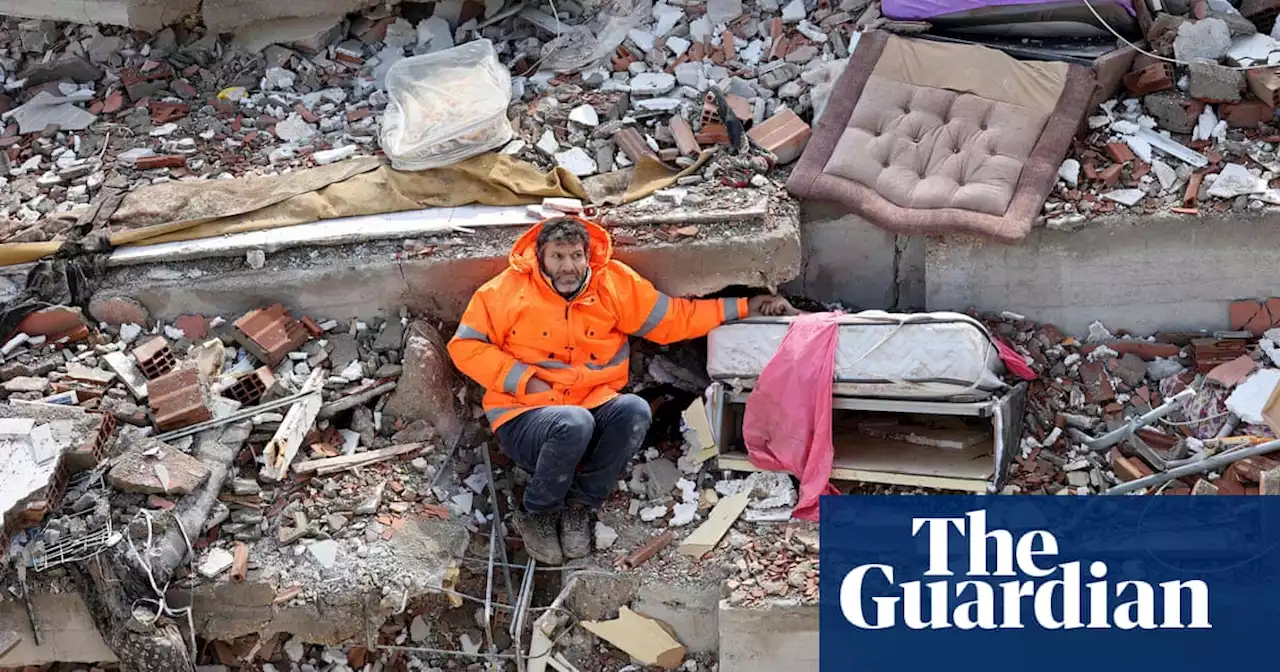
[1045,5,1280,228]
[0,0,874,250]
[984,306,1280,496]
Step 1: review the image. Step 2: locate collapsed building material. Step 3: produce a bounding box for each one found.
[131,338,175,380]
[1105,438,1280,494]
[259,368,325,481]
[579,607,686,670]
[233,304,310,367]
[147,365,211,431]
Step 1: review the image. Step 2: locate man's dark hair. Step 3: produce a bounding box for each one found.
[536,217,590,255]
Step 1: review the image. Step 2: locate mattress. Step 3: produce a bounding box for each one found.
[707,311,1008,400]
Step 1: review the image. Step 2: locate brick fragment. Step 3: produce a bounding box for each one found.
[148,366,212,431]
[233,304,310,366]
[1123,62,1173,95]
[1078,361,1116,404]
[16,306,89,342]
[223,366,275,405]
[1221,99,1275,128]
[615,127,659,163]
[747,108,811,165]
[133,337,177,379]
[134,155,188,170]
[1246,67,1280,107]
[669,117,700,156]
[149,100,190,123]
[1106,142,1135,163]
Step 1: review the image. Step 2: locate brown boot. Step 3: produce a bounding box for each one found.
[560,500,594,559]
[514,509,563,565]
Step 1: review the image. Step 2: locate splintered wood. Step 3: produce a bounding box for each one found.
[579,607,686,670]
[291,442,425,475]
[678,491,750,559]
[260,368,326,481]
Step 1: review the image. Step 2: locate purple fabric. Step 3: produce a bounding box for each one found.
[882,0,1134,20]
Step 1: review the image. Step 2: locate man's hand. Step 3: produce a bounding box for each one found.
[747,295,799,317]
[526,376,552,394]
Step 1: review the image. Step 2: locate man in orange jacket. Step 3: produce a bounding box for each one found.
[448,216,795,564]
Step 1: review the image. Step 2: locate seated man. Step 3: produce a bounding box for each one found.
[448,216,795,564]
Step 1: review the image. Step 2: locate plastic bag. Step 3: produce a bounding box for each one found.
[379,39,514,171]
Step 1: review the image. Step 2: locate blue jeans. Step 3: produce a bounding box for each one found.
[496,394,653,514]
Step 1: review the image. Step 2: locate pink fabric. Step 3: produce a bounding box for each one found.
[995,337,1038,381]
[742,312,842,521]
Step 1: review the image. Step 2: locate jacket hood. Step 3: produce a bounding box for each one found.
[509,217,614,275]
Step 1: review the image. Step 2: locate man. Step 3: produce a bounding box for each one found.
[448,216,796,564]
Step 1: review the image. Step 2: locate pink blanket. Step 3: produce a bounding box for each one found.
[742,312,842,520]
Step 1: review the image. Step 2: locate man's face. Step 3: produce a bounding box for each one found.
[540,240,589,294]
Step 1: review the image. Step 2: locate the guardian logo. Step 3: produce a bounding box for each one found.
[840,510,1211,631]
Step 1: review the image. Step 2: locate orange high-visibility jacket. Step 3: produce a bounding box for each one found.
[448,218,748,430]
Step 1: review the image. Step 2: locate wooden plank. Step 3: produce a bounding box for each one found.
[259,368,326,481]
[293,442,424,475]
[681,398,716,450]
[579,607,686,670]
[678,491,749,559]
[716,453,990,492]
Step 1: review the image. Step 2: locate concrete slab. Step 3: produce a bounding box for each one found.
[96,204,801,324]
[0,0,199,32]
[925,210,1280,336]
[0,592,118,667]
[718,599,818,672]
[634,579,722,653]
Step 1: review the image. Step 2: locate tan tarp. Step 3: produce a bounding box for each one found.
[872,35,1068,116]
[0,152,703,267]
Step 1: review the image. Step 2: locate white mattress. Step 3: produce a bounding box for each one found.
[706,311,1007,400]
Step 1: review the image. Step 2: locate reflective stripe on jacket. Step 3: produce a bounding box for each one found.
[447,218,748,430]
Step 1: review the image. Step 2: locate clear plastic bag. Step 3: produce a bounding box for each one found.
[379,39,514,171]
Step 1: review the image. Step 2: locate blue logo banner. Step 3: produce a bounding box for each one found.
[819,495,1280,671]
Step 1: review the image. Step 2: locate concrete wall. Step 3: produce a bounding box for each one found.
[793,204,1273,338]
[924,211,1269,337]
[0,0,198,32]
[718,600,818,672]
[784,201,925,312]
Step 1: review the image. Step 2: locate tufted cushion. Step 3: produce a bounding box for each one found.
[787,32,1094,243]
[826,75,1049,216]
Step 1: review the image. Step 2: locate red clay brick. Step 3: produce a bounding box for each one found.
[669,117,700,156]
[16,306,89,342]
[149,100,190,123]
[615,127,659,164]
[301,316,324,338]
[1123,62,1174,95]
[149,366,212,431]
[747,108,811,165]
[175,314,208,340]
[134,155,188,170]
[1221,99,1275,128]
[1247,67,1280,107]
[223,366,275,405]
[1078,361,1116,404]
[1206,354,1256,387]
[1106,142,1135,163]
[233,304,310,366]
[133,337,176,380]
[1079,341,1180,360]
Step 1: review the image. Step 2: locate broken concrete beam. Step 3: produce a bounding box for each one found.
[133,337,176,379]
[747,108,810,165]
[148,366,212,431]
[107,438,212,495]
[234,304,310,366]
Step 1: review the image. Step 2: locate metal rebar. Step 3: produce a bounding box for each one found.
[1104,438,1280,495]
[480,441,517,605]
[512,556,537,668]
[1082,388,1195,452]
